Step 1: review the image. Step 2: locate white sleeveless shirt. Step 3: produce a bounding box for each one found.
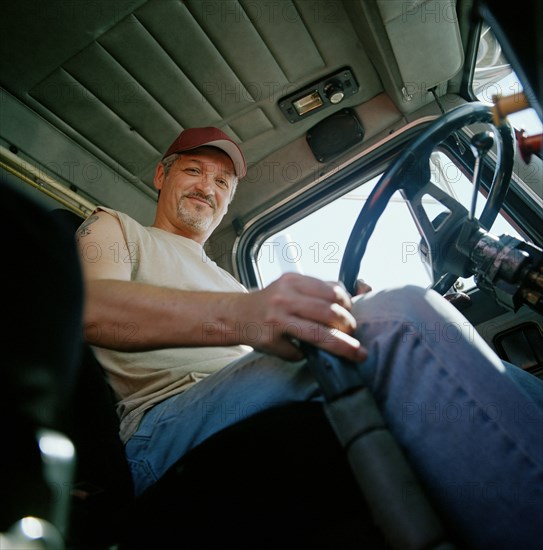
[92,207,250,442]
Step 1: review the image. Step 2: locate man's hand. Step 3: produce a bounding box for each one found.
[238,273,368,363]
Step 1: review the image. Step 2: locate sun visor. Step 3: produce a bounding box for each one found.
[346,0,464,114]
[379,0,463,88]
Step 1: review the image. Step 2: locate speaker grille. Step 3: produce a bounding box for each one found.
[306,109,364,163]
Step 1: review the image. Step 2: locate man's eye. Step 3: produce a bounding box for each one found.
[217,179,229,189]
[185,167,200,174]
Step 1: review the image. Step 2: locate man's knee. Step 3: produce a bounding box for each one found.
[352,285,475,347]
[353,285,438,320]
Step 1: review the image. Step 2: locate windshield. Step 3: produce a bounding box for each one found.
[255,151,525,292]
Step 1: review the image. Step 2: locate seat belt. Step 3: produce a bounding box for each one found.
[302,345,456,550]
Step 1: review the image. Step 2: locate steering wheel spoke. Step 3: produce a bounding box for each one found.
[402,179,471,286]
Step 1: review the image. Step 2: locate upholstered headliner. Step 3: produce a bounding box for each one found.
[1,0,465,231]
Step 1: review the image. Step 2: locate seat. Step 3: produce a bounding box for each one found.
[63,340,389,549]
[0,190,83,547]
[118,401,388,550]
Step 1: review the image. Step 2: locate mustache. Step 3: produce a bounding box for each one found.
[183,192,217,210]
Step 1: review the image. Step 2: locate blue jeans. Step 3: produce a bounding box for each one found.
[125,286,543,548]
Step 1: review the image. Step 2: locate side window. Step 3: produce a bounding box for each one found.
[255,151,524,293]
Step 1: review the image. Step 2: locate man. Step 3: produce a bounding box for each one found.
[78,127,542,547]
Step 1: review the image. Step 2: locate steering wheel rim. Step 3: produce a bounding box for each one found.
[339,102,515,296]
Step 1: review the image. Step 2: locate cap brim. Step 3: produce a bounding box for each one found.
[204,139,246,179]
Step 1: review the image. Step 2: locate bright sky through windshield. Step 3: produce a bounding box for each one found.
[256,150,526,293]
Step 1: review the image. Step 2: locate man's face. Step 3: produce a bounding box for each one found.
[153,146,237,244]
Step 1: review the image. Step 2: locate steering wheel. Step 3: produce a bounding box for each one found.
[339,102,515,296]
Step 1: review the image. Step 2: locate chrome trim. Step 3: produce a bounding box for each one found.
[0,145,96,217]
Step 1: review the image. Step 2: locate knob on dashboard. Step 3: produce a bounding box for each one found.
[324,80,344,104]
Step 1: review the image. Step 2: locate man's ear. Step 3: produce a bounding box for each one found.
[153,163,165,192]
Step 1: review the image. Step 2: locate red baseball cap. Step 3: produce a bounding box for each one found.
[162,127,247,178]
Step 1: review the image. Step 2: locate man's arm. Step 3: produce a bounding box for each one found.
[77,211,367,362]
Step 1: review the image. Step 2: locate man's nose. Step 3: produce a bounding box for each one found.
[194,172,215,195]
